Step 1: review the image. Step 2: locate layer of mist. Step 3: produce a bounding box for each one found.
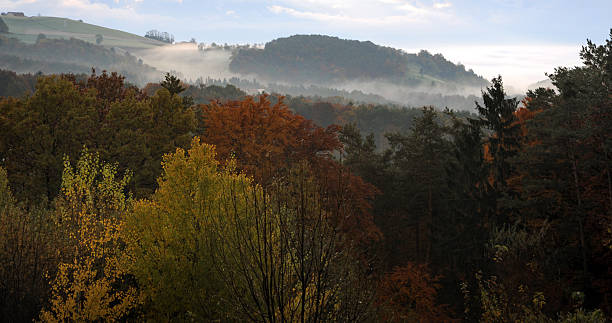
[132,42,484,111]
[133,43,238,82]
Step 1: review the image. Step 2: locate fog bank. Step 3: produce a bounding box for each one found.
[134,43,238,82]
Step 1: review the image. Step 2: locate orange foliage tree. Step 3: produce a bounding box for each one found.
[201,94,380,242]
[378,262,455,322]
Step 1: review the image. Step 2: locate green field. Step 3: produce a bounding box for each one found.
[0,15,165,51]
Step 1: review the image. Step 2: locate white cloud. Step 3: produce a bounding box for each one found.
[404,44,581,93]
[0,0,37,8]
[267,0,458,27]
[0,0,173,25]
[433,2,452,9]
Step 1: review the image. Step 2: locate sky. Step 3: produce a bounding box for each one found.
[2,0,611,92]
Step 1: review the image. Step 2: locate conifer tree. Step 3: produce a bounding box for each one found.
[160,73,185,96]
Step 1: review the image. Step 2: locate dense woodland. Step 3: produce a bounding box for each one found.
[229,35,487,88]
[0,31,610,322]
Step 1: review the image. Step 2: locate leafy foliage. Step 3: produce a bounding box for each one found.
[40,149,137,322]
[0,29,611,323]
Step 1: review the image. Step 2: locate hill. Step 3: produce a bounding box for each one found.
[527,78,555,91]
[0,17,489,108]
[0,15,164,51]
[229,35,488,89]
[0,35,161,85]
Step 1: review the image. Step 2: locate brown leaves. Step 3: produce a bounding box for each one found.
[201,94,381,243]
[202,94,340,185]
[378,262,455,323]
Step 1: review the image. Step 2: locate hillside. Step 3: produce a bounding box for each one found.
[0,35,161,85]
[229,35,488,88]
[0,15,164,51]
[0,17,489,107]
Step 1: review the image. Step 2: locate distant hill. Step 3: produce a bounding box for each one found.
[230,35,488,88]
[527,78,555,91]
[0,15,164,51]
[0,17,488,109]
[0,35,161,85]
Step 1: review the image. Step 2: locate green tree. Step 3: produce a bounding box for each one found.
[508,31,612,310]
[383,107,453,265]
[95,33,103,45]
[99,92,154,197]
[36,33,46,42]
[160,72,186,96]
[475,76,521,196]
[121,138,376,321]
[121,138,241,320]
[0,75,98,202]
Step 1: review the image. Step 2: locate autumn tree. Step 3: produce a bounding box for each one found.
[378,262,454,322]
[0,167,58,322]
[120,138,234,321]
[121,138,376,321]
[507,31,612,313]
[40,149,137,322]
[214,161,377,322]
[202,95,380,243]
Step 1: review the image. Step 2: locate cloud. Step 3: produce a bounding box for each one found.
[0,0,173,25]
[433,2,452,9]
[267,0,458,27]
[0,0,38,8]
[403,44,581,93]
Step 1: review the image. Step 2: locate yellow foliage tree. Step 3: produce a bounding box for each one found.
[120,137,250,321]
[120,137,375,321]
[39,149,138,322]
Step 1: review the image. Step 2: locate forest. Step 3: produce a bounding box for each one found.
[0,29,610,322]
[229,35,487,88]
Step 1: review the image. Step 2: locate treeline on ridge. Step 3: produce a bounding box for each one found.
[229,34,487,87]
[0,34,160,85]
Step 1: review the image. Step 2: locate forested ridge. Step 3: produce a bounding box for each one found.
[2,15,494,110]
[0,35,160,85]
[0,31,610,322]
[229,34,487,87]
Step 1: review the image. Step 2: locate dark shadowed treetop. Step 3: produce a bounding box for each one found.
[160,72,185,96]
